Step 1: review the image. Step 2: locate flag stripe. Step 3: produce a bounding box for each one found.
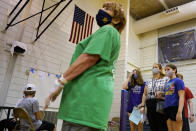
[70,22,76,43]
[69,22,75,42]
[80,26,84,41]
[76,25,81,44]
[90,17,94,35]
[87,16,91,37]
[76,24,80,44]
[74,24,78,44]
[73,22,78,43]
[89,16,93,36]
[84,14,88,39]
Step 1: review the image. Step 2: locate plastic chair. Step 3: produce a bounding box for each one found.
[13,107,35,131]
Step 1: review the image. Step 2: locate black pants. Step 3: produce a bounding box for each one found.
[146,99,168,131]
[36,121,55,131]
[182,118,190,131]
[0,118,16,131]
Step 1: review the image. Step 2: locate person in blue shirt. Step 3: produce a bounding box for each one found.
[122,69,145,131]
[164,64,185,131]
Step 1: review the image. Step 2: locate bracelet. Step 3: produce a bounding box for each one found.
[59,75,68,85]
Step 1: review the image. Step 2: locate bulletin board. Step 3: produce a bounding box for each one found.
[27,69,62,110]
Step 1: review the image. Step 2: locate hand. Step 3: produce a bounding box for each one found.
[138,103,144,108]
[156,91,164,99]
[140,107,145,114]
[176,112,182,121]
[43,86,63,110]
[11,119,16,122]
[190,115,194,123]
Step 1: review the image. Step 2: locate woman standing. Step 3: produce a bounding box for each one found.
[122,69,145,131]
[139,63,168,131]
[164,64,185,131]
[44,2,126,131]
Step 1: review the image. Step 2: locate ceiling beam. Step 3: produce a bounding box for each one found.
[159,0,169,9]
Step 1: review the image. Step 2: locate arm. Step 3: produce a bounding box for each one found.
[122,78,129,90]
[33,100,41,120]
[44,54,100,109]
[176,90,185,121]
[63,53,100,81]
[122,72,132,90]
[156,91,165,100]
[141,86,147,106]
[139,86,147,113]
[178,90,185,113]
[187,99,194,122]
[35,112,41,120]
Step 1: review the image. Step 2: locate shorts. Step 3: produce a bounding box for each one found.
[36,121,55,131]
[164,106,185,121]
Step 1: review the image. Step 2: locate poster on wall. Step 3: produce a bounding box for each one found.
[158,29,196,63]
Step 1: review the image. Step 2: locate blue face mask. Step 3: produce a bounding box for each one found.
[96,9,112,27]
[133,74,138,79]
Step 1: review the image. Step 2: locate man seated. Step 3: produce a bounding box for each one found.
[16,84,56,131]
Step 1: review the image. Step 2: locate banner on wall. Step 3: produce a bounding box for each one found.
[158,29,196,63]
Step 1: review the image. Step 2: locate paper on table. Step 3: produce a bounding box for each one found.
[129,106,142,125]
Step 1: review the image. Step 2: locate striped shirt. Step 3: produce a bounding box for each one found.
[146,77,169,99]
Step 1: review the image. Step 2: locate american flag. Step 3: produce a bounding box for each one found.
[69,5,94,44]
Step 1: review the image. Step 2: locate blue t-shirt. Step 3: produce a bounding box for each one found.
[127,82,145,113]
[164,78,185,108]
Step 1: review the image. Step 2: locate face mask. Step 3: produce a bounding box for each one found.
[96,9,112,27]
[152,68,160,74]
[165,70,174,77]
[133,74,138,79]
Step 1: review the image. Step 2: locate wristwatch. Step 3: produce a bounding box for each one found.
[191,114,194,116]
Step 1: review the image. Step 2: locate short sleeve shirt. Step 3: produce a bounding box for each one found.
[127,82,145,113]
[58,25,120,131]
[16,98,42,129]
[146,77,169,99]
[164,78,185,108]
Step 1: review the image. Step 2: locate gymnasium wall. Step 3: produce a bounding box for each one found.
[127,16,141,71]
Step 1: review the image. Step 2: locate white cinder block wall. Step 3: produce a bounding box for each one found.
[127,17,141,69]
[0,0,128,121]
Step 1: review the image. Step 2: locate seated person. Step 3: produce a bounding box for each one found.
[16,84,56,131]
